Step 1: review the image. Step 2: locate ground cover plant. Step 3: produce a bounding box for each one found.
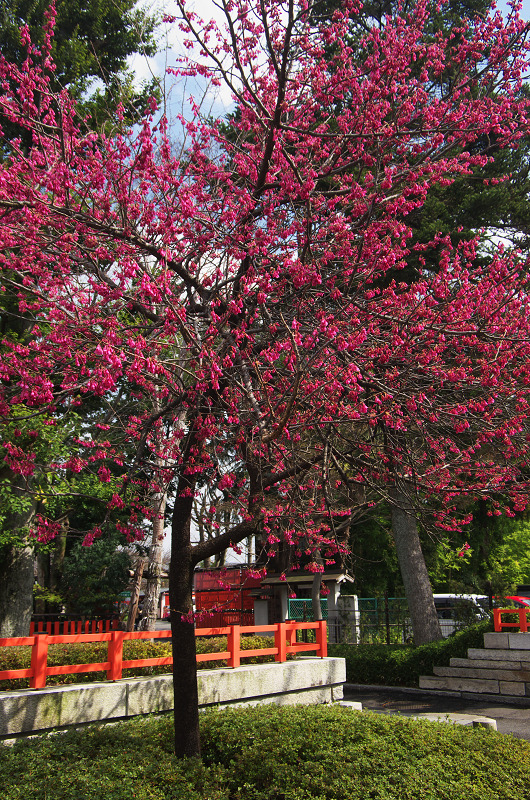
[2,705,530,800]
[0,635,276,691]
[329,622,492,686]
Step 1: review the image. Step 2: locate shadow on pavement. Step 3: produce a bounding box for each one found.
[343,684,530,741]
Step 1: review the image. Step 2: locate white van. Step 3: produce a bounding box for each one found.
[432,593,490,637]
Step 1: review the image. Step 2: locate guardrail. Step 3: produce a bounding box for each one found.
[0,620,327,690]
[493,608,530,632]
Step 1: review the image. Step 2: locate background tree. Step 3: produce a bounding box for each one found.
[0,0,159,130]
[0,0,159,635]
[61,531,131,618]
[308,0,530,642]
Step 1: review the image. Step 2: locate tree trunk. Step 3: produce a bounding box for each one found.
[126,557,146,632]
[140,490,167,631]
[390,487,443,645]
[50,523,68,601]
[311,550,324,621]
[0,544,34,637]
[170,489,200,758]
[0,473,36,637]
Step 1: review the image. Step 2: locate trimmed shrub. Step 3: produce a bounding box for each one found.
[1,704,529,800]
[329,620,493,686]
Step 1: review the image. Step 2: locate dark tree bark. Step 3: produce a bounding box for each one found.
[390,485,443,645]
[0,544,34,637]
[0,471,36,637]
[169,488,201,759]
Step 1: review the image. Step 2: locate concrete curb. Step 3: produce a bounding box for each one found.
[1,658,346,739]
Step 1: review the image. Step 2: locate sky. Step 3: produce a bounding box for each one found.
[129,0,530,126]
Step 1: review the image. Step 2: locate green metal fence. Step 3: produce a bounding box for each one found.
[288,598,328,621]
[356,597,410,644]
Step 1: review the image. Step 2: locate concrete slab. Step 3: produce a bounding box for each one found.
[336,700,363,711]
[411,712,497,730]
[450,657,530,670]
[499,681,526,696]
[467,648,530,662]
[484,632,530,650]
[419,676,500,693]
[434,665,530,682]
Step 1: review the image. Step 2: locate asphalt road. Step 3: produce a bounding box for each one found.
[343,684,530,741]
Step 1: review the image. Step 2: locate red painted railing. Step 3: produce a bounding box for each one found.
[0,620,327,690]
[493,608,530,633]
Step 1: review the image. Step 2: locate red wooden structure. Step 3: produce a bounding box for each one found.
[29,619,120,635]
[493,607,530,633]
[0,620,327,690]
[194,566,262,626]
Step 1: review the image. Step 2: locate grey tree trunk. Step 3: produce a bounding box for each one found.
[140,490,167,631]
[127,557,146,632]
[0,544,34,637]
[311,550,324,621]
[390,487,443,645]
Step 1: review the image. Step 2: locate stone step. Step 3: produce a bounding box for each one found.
[419,675,528,696]
[484,632,530,650]
[467,648,530,663]
[434,665,530,682]
[450,657,530,670]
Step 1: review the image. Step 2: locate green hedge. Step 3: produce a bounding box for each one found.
[328,621,492,686]
[1,704,529,800]
[0,635,278,691]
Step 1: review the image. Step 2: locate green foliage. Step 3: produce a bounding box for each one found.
[347,508,401,597]
[0,635,279,690]
[0,407,79,549]
[32,582,63,607]
[0,0,159,127]
[1,706,530,799]
[483,517,530,595]
[329,620,492,686]
[61,533,131,617]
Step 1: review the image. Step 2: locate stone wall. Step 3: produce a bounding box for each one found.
[0,657,345,738]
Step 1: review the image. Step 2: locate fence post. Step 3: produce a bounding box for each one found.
[317,620,327,658]
[275,623,287,662]
[286,623,297,647]
[493,609,501,631]
[30,633,49,689]
[107,630,125,680]
[227,625,241,667]
[520,609,528,633]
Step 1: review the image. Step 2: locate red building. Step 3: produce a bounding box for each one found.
[194,566,264,626]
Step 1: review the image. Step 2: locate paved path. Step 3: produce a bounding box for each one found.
[343,684,530,741]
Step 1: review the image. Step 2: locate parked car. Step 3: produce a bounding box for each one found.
[501,596,530,608]
[432,594,490,637]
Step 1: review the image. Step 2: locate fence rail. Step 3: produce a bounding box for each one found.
[0,620,327,689]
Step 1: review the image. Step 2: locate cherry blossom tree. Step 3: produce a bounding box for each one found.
[1,0,530,757]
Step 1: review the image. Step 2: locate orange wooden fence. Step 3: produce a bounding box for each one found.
[493,607,530,633]
[0,620,327,690]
